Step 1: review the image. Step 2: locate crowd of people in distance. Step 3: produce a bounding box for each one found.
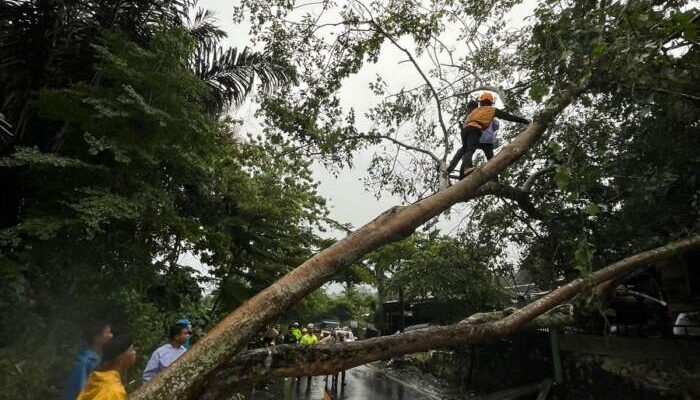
[61,319,352,400]
[255,322,349,348]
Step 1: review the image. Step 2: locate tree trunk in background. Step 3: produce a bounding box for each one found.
[438,160,449,190]
[197,236,699,399]
[398,287,405,333]
[129,81,588,400]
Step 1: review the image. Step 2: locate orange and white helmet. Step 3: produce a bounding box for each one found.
[478,92,495,103]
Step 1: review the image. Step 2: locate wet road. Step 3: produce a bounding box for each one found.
[246,364,444,400]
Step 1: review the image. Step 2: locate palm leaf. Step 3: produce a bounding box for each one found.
[0,112,12,142]
[190,43,297,112]
[187,7,226,44]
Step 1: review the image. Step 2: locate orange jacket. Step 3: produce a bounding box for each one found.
[465,106,530,130]
[465,106,497,130]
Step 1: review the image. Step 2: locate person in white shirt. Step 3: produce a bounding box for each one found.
[142,323,190,382]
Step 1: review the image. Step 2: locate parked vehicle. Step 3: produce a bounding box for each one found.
[673,311,700,336]
[317,320,341,330]
[334,329,356,342]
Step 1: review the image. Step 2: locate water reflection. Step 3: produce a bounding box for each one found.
[246,365,439,400]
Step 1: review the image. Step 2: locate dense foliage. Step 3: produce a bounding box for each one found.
[0,2,319,399]
[364,232,507,331]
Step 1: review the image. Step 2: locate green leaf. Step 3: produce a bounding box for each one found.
[554,165,571,190]
[585,203,600,216]
[574,239,596,275]
[591,42,608,59]
[529,82,548,103]
[548,142,562,161]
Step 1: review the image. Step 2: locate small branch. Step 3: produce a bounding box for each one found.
[452,85,510,103]
[362,15,451,158]
[521,165,556,192]
[476,181,547,221]
[441,63,484,84]
[355,134,441,164]
[652,87,700,102]
[618,288,668,307]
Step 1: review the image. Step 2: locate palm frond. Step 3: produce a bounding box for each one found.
[190,43,297,112]
[0,112,13,142]
[187,7,226,44]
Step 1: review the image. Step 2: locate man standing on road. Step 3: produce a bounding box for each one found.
[142,323,189,382]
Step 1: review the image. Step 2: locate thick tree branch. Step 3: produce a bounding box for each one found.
[198,236,700,397]
[496,236,698,327]
[129,78,587,400]
[460,305,574,329]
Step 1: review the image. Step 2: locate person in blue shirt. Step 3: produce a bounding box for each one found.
[61,321,113,400]
[142,323,190,382]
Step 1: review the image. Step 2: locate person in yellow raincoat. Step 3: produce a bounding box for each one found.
[77,335,136,400]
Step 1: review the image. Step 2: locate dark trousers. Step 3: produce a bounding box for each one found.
[448,126,494,173]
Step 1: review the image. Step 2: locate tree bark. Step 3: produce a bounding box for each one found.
[438,160,449,191]
[197,236,699,399]
[129,81,587,400]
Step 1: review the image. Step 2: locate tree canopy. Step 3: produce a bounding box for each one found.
[0,2,319,398]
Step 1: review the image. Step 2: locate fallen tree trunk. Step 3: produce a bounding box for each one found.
[197,236,699,398]
[460,304,574,328]
[129,81,587,400]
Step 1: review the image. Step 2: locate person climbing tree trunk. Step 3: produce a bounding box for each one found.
[459,92,530,179]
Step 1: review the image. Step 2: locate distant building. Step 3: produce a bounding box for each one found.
[381,296,480,334]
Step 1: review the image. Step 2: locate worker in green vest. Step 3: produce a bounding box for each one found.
[289,322,302,344]
[299,328,318,345]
